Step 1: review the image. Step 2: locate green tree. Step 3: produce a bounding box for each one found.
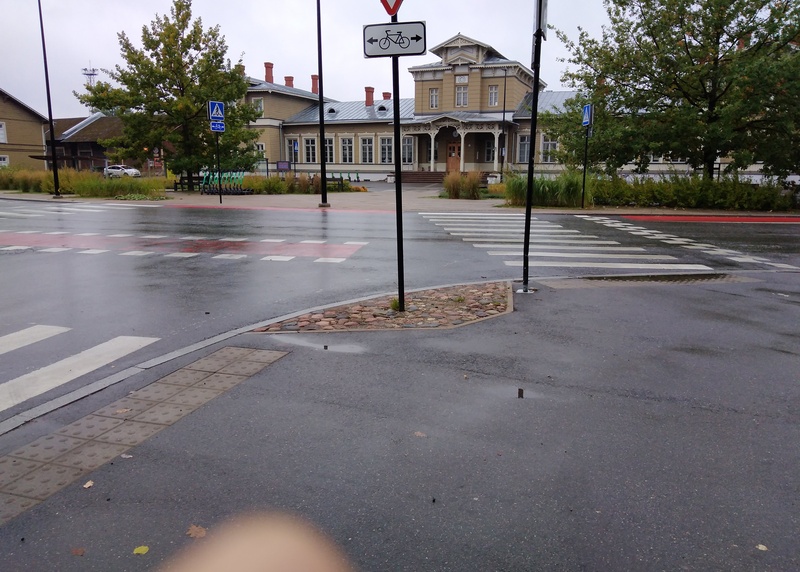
[553,0,800,180]
[76,0,259,189]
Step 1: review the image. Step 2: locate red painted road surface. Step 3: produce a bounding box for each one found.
[0,232,364,258]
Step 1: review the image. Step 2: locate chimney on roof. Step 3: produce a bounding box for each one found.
[264,62,274,83]
[382,91,391,100]
[311,74,319,95]
[365,86,374,107]
[285,76,294,88]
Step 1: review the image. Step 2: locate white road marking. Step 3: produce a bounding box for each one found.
[442,228,579,233]
[165,252,200,258]
[77,249,108,254]
[489,251,676,260]
[0,336,159,413]
[15,230,41,234]
[38,248,71,253]
[301,240,326,244]
[140,235,167,239]
[219,237,248,242]
[1,246,30,251]
[0,211,41,218]
[473,244,646,251]
[260,239,286,243]
[262,256,295,261]
[465,237,616,244]
[344,241,369,245]
[314,258,346,263]
[108,234,134,238]
[119,251,154,256]
[213,254,247,259]
[504,261,713,270]
[0,325,71,356]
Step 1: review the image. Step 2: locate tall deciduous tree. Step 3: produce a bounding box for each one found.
[551,0,800,180]
[76,0,259,187]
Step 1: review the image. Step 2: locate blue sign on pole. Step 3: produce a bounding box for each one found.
[208,101,225,121]
[582,104,593,127]
[210,121,225,133]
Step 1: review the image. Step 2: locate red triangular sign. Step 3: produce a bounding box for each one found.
[380,0,403,16]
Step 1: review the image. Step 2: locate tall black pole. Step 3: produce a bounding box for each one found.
[522,3,545,292]
[216,132,222,204]
[581,126,589,209]
[316,0,329,207]
[37,0,60,198]
[392,14,405,312]
[500,67,508,181]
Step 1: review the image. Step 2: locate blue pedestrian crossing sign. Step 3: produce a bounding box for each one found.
[582,104,593,127]
[208,101,225,121]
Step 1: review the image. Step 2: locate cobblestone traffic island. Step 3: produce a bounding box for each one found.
[253,282,513,333]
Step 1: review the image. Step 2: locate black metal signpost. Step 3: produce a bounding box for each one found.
[364,0,426,312]
[209,101,225,204]
[316,0,330,208]
[521,0,547,293]
[581,103,593,209]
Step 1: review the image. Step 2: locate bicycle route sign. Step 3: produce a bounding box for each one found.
[363,21,426,58]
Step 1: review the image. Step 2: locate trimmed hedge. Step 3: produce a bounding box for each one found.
[592,176,794,211]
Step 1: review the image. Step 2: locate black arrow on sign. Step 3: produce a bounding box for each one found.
[411,35,422,42]
[367,37,378,45]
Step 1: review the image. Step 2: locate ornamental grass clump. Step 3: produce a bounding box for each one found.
[443,171,461,199]
[461,171,482,200]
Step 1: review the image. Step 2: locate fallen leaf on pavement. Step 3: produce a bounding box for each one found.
[133,546,149,555]
[414,431,427,438]
[757,544,768,551]
[115,408,131,414]
[120,454,133,459]
[186,524,207,538]
[83,480,94,489]
[71,547,85,556]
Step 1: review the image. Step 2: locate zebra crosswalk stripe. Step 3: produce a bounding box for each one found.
[0,335,159,413]
[0,325,71,356]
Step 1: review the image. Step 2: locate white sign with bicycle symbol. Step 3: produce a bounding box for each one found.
[363,21,426,58]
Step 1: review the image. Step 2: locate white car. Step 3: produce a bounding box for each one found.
[104,164,141,178]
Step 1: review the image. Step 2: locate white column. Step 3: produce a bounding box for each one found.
[493,131,500,171]
[459,131,466,172]
[429,132,435,172]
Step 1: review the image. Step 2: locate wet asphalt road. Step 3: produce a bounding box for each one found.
[1,197,799,570]
[1,199,798,424]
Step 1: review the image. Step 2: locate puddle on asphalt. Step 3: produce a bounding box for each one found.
[273,335,367,354]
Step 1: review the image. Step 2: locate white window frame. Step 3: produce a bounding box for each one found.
[402,137,413,164]
[380,137,393,164]
[0,122,6,144]
[455,85,468,107]
[287,138,299,163]
[0,155,9,168]
[341,138,353,163]
[541,134,558,163]
[488,85,499,107]
[485,140,495,162]
[304,138,317,163]
[252,97,264,116]
[518,135,530,163]
[361,137,374,164]
[255,142,265,158]
[324,137,334,163]
[429,88,439,110]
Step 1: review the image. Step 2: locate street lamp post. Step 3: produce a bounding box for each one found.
[37,0,60,198]
[499,67,508,180]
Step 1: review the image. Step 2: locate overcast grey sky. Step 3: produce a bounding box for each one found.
[1,0,608,118]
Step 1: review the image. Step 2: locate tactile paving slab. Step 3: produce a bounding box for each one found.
[132,402,197,425]
[50,441,131,471]
[0,492,40,523]
[0,457,44,488]
[1,464,87,500]
[0,346,287,524]
[7,434,87,463]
